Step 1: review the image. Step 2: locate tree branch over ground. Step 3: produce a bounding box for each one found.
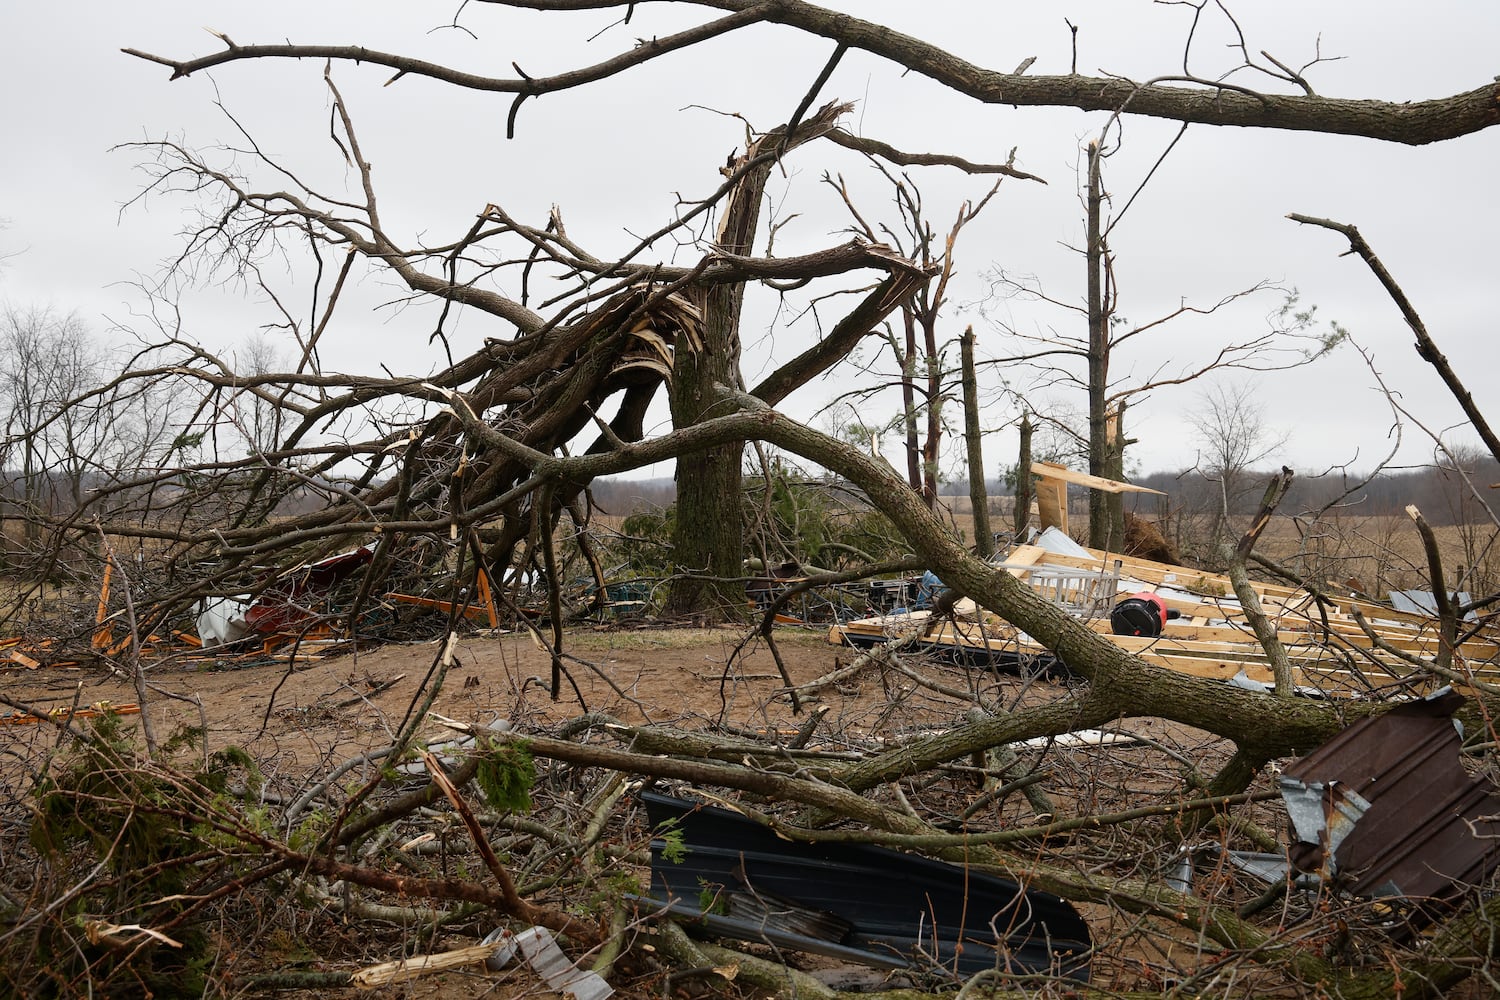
[438,386,1387,763]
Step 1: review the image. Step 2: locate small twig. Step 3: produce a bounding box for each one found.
[332,673,405,710]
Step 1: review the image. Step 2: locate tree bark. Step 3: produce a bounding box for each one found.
[665,104,848,618]
[130,8,1500,146]
[1085,141,1112,549]
[960,326,993,559]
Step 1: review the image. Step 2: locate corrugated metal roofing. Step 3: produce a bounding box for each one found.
[1281,689,1500,925]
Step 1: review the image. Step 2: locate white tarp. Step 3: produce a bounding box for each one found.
[195,597,251,646]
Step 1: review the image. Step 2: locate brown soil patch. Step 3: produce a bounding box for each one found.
[1,625,1245,998]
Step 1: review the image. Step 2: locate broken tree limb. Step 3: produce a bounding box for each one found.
[1224,467,1296,697]
[423,749,546,927]
[493,730,924,834]
[439,389,1380,768]
[791,630,924,698]
[729,554,925,713]
[1289,213,1500,465]
[1407,503,1459,670]
[127,12,1500,145]
[352,943,502,987]
[750,266,936,407]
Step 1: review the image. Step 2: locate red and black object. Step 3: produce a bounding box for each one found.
[1110,592,1179,637]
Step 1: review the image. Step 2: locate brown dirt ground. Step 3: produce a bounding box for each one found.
[1,623,1242,999]
[6,626,928,767]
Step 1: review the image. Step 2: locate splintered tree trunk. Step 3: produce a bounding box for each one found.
[1104,400,1126,551]
[667,106,851,618]
[1014,410,1033,536]
[1084,141,1124,550]
[960,327,992,559]
[665,176,761,618]
[1085,142,1106,548]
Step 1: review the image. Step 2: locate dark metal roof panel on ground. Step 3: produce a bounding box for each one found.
[1281,689,1500,918]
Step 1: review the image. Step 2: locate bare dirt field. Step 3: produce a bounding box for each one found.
[6,626,926,770]
[1,622,1243,998]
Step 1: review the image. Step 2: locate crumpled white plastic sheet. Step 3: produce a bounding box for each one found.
[195,596,252,646]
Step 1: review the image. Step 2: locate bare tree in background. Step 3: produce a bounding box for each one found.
[1187,380,1291,554]
[983,135,1343,550]
[0,306,104,554]
[825,160,1007,512]
[235,334,290,461]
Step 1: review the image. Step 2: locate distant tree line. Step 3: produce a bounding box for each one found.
[593,453,1498,530]
[1131,455,1499,527]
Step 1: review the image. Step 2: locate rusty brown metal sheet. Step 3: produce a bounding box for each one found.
[1281,688,1500,920]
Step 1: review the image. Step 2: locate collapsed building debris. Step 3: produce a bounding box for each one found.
[833,526,1500,697]
[193,546,375,646]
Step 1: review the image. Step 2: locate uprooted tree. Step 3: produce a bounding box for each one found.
[2,3,1499,996]
[108,0,1500,614]
[100,1,1498,619]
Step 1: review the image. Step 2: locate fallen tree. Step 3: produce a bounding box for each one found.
[2,5,1497,995]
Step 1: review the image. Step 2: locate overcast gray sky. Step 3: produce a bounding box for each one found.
[2,1,1496,482]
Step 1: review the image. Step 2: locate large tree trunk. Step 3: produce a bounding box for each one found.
[666,304,747,618]
[664,159,761,620]
[666,103,850,618]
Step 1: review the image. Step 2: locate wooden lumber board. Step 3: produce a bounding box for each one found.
[914,622,1389,686]
[992,545,1050,573]
[386,592,498,621]
[1053,629,1366,665]
[996,539,1458,636]
[1024,548,1229,588]
[1014,550,1473,641]
[845,605,1491,664]
[1288,622,1496,659]
[1030,462,1167,495]
[1,702,142,726]
[1034,475,1068,534]
[1074,614,1495,660]
[1129,653,1384,696]
[829,616,930,643]
[835,603,1498,682]
[4,649,41,670]
[942,620,1031,648]
[927,619,1493,684]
